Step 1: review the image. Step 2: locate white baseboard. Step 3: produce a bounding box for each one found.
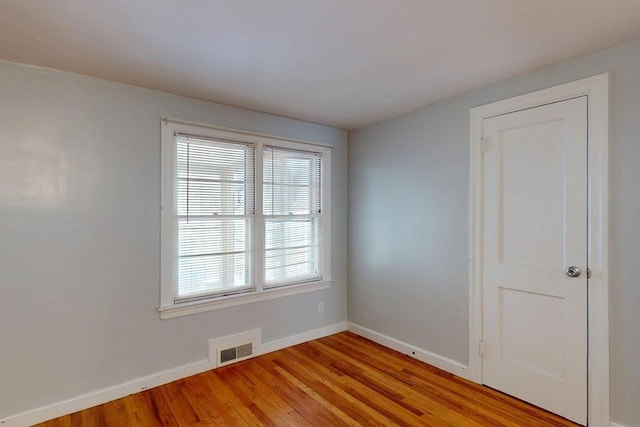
[610,422,628,427]
[259,321,347,356]
[347,322,470,380]
[0,322,347,427]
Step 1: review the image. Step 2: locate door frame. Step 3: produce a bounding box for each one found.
[468,74,609,427]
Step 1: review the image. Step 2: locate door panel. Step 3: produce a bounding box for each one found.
[499,119,564,267]
[499,288,566,379]
[482,97,588,424]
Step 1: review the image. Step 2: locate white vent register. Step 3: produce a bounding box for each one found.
[208,329,261,368]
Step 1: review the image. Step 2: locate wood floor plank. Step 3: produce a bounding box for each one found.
[250,355,354,427]
[271,356,392,426]
[302,339,471,424]
[100,399,130,427]
[178,374,236,426]
[188,372,255,427]
[324,333,576,426]
[276,346,413,426]
[34,332,579,426]
[282,344,436,426]
[218,364,311,426]
[314,335,520,426]
[123,391,160,426]
[296,340,475,427]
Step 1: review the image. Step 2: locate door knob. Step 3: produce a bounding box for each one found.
[566,266,582,278]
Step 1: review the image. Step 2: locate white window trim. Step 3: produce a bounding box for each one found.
[160,117,332,319]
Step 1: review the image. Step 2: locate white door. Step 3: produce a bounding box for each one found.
[481,96,588,424]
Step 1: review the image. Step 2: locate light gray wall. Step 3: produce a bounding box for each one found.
[348,39,640,426]
[0,60,347,418]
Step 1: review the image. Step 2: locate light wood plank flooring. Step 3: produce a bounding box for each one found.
[37,331,578,426]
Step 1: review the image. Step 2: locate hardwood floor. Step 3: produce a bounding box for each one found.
[37,332,578,426]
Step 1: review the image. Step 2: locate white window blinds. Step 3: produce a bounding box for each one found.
[263,146,322,287]
[176,134,255,301]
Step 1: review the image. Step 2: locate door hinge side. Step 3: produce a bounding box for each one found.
[479,137,487,155]
[479,340,485,358]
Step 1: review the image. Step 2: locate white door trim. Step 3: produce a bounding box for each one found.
[468,74,609,427]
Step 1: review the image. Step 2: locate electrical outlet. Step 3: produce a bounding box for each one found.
[317,302,324,314]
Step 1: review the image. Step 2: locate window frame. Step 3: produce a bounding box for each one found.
[160,118,332,319]
[262,145,324,288]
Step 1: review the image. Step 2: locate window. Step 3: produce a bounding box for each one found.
[175,136,254,300]
[263,146,322,287]
[160,119,331,318]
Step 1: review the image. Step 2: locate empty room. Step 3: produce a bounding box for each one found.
[1,0,638,426]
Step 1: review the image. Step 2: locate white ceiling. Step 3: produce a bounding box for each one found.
[1,0,639,130]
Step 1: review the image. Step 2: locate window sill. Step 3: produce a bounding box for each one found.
[159,280,333,319]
